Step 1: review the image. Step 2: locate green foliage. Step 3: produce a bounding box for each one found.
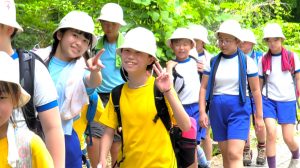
[13,0,300,63]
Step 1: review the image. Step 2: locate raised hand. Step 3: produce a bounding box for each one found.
[86,49,105,72]
[153,61,172,93]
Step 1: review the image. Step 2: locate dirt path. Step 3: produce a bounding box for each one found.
[210,126,300,168]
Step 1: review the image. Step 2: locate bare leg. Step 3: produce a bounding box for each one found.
[110,141,121,167]
[87,136,101,168]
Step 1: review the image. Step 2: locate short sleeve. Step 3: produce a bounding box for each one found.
[34,60,58,112]
[247,56,258,77]
[258,57,263,78]
[294,53,300,73]
[203,58,211,76]
[99,94,118,129]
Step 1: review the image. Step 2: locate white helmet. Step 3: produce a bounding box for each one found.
[166,27,196,48]
[53,11,97,48]
[189,25,210,44]
[263,23,285,40]
[0,51,30,107]
[0,0,23,32]
[216,19,242,41]
[97,3,126,26]
[117,27,157,59]
[241,29,257,44]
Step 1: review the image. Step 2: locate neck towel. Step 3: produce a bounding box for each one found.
[262,47,295,74]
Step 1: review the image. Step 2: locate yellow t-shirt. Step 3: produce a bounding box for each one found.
[73,95,104,150]
[0,135,54,168]
[100,76,177,168]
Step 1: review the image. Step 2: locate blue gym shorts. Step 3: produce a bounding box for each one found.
[65,129,82,168]
[209,95,251,142]
[262,96,296,124]
[183,103,206,144]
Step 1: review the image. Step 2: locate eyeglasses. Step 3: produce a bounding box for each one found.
[217,38,236,46]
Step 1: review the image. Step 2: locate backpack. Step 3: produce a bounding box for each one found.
[172,56,202,94]
[84,92,98,146]
[261,51,300,128]
[17,49,46,139]
[111,84,196,168]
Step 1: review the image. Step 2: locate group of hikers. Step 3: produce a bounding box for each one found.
[0,0,299,168]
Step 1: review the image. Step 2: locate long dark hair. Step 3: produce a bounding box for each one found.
[47,28,93,65]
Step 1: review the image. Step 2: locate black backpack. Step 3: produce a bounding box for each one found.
[17,49,45,139]
[111,83,196,168]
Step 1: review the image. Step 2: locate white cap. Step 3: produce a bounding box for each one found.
[189,25,210,44]
[166,27,196,48]
[241,29,257,44]
[53,11,97,48]
[117,27,157,60]
[0,51,30,107]
[263,23,285,40]
[0,0,23,32]
[216,19,242,41]
[97,3,126,26]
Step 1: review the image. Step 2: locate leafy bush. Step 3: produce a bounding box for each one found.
[14,0,300,62]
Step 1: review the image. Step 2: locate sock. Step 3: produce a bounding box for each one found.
[197,145,208,166]
[267,156,276,168]
[291,148,299,159]
[257,142,266,148]
[244,145,250,151]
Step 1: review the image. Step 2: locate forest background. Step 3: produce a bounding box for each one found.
[14,0,300,62]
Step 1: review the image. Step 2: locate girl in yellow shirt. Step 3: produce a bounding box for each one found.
[98,27,191,168]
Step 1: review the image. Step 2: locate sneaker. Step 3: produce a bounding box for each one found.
[243,149,252,166]
[288,159,300,168]
[256,146,266,165]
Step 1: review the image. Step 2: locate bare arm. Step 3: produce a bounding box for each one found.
[39,107,65,168]
[98,126,115,167]
[259,78,264,91]
[163,89,191,131]
[248,76,264,130]
[199,75,209,128]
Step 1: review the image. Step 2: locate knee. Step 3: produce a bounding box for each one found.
[283,135,294,146]
[227,150,242,161]
[266,131,276,143]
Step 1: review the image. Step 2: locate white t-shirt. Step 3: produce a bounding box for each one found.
[173,57,200,105]
[258,53,300,101]
[197,50,212,66]
[204,53,258,96]
[11,52,58,126]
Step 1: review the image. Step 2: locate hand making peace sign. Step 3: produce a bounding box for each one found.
[153,61,172,93]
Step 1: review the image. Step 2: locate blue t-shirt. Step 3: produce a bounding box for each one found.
[48,56,93,135]
[96,41,124,93]
[247,50,263,65]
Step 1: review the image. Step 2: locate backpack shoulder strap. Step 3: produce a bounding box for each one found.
[189,56,203,81]
[172,66,185,95]
[111,84,125,166]
[86,92,98,122]
[17,49,36,130]
[153,85,172,131]
[85,92,99,146]
[112,84,124,130]
[287,51,295,75]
